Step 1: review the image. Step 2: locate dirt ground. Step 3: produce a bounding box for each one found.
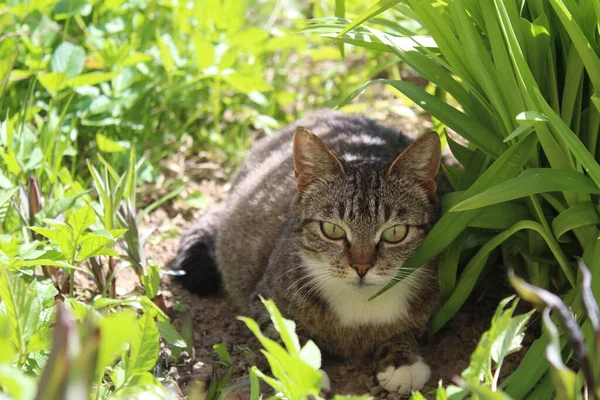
[135,109,533,399]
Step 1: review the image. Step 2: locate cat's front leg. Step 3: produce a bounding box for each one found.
[374,334,431,395]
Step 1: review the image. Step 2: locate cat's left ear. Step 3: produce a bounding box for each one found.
[387,131,441,196]
[293,127,344,192]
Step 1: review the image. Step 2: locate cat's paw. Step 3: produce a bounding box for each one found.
[376,357,431,395]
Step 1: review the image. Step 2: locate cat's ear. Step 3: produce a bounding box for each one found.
[293,127,344,192]
[387,131,441,196]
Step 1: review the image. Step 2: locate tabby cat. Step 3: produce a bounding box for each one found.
[174,110,442,395]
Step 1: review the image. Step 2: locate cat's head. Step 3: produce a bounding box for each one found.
[291,126,441,291]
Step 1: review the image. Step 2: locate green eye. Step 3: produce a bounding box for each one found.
[320,222,346,240]
[381,225,409,244]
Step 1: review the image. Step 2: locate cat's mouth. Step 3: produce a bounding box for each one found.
[351,278,377,289]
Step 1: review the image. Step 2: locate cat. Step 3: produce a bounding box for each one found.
[173,110,442,395]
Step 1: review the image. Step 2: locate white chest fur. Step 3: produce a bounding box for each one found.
[319,275,418,327]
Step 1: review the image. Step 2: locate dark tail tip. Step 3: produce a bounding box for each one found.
[171,241,222,296]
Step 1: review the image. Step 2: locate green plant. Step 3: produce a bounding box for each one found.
[308,0,600,396]
[239,296,372,400]
[0,269,184,399]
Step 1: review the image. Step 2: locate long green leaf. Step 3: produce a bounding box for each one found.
[452,169,600,212]
[552,203,600,240]
[337,0,401,37]
[339,79,506,157]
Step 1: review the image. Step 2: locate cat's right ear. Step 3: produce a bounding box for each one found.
[293,127,344,192]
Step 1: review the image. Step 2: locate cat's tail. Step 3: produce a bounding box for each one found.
[171,203,225,295]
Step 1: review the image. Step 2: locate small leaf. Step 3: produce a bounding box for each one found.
[157,321,187,348]
[141,262,160,299]
[213,343,232,366]
[68,205,96,236]
[96,133,128,153]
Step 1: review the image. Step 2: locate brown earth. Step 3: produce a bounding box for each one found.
[132,108,534,399]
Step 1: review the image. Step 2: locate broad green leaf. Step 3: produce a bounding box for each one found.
[127,312,159,377]
[156,321,186,348]
[452,169,600,211]
[51,42,85,79]
[76,232,116,262]
[37,72,67,95]
[30,225,74,258]
[0,270,41,355]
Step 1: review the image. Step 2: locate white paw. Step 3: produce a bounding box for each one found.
[319,369,331,392]
[376,357,431,395]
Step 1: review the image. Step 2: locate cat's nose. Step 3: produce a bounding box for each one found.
[351,263,372,277]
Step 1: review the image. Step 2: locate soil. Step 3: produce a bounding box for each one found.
[134,109,533,399]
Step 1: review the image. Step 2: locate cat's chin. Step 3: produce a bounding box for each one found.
[351,281,375,289]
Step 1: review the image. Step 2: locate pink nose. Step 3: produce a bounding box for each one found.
[351,264,372,277]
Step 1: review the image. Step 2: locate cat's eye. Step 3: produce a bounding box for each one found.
[320,222,346,240]
[381,225,409,244]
